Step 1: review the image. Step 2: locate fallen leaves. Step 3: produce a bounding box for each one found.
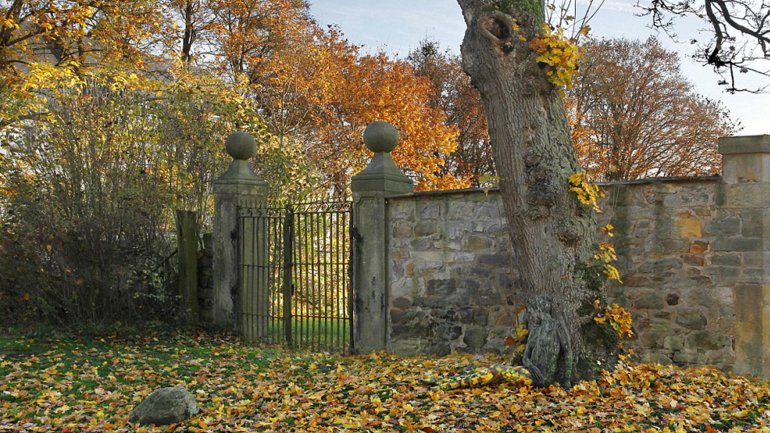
[1,333,770,432]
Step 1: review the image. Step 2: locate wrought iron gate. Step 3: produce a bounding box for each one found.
[238,202,353,352]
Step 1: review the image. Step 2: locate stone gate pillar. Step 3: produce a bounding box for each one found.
[212,132,268,330]
[351,121,413,352]
[718,135,770,377]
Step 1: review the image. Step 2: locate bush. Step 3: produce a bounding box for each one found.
[0,82,179,326]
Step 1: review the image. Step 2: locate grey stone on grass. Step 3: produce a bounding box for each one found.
[129,386,199,426]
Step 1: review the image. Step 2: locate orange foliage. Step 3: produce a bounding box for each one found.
[408,41,492,187]
[161,1,466,195]
[226,18,467,195]
[304,47,467,193]
[2,0,467,198]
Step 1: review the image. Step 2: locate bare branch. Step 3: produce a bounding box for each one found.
[641,0,770,92]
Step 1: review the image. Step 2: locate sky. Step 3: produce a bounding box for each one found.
[308,0,769,135]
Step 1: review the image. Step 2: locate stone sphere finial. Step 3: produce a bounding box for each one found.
[225,131,257,160]
[363,121,398,153]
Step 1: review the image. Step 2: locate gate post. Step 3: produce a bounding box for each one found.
[351,121,413,352]
[212,132,268,330]
[717,135,770,377]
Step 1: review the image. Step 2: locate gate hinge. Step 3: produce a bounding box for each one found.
[351,226,362,242]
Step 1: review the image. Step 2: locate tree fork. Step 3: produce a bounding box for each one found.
[457,0,618,386]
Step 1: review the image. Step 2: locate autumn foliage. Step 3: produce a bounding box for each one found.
[408,41,493,187]
[3,333,770,432]
[409,37,737,186]
[567,37,737,181]
[0,0,465,325]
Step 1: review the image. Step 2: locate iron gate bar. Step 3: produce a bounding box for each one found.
[273,210,283,344]
[294,209,301,347]
[320,210,327,349]
[282,206,294,346]
[348,215,357,353]
[239,201,353,352]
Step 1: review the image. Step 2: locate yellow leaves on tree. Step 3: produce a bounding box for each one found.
[172,2,468,196]
[594,303,634,339]
[205,0,306,78]
[2,0,467,201]
[595,242,622,283]
[0,1,164,68]
[0,0,170,130]
[529,24,582,90]
[569,172,623,284]
[568,171,604,212]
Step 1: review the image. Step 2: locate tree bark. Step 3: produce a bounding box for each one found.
[457,0,618,386]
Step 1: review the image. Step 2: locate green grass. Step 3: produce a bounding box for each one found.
[243,317,351,351]
[0,329,280,422]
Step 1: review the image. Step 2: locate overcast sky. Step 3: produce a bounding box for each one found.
[309,0,769,135]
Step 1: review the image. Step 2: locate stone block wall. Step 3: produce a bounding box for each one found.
[598,178,734,369]
[387,191,520,356]
[209,126,768,376]
[387,179,740,371]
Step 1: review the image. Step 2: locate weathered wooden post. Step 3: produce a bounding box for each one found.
[212,132,268,331]
[175,209,199,325]
[351,121,413,352]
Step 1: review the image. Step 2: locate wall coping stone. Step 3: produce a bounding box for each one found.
[598,176,721,186]
[719,135,770,155]
[386,176,722,201]
[387,187,500,200]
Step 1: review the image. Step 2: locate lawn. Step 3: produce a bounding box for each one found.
[1,331,770,432]
[262,317,351,351]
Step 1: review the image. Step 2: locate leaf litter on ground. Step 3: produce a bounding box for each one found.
[1,331,770,432]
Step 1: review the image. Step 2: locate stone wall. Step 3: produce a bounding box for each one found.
[209,125,768,376]
[599,178,734,369]
[387,178,739,371]
[387,191,519,356]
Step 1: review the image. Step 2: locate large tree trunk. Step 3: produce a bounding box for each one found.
[457,0,618,386]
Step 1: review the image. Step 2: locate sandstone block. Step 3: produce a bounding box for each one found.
[707,216,741,236]
[663,336,684,351]
[689,240,710,254]
[463,327,488,350]
[642,352,673,364]
[390,338,424,355]
[634,292,664,310]
[711,254,741,267]
[415,221,440,237]
[715,237,762,252]
[392,296,413,309]
[418,202,440,219]
[686,331,729,351]
[675,310,707,330]
[465,235,493,251]
[675,213,702,238]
